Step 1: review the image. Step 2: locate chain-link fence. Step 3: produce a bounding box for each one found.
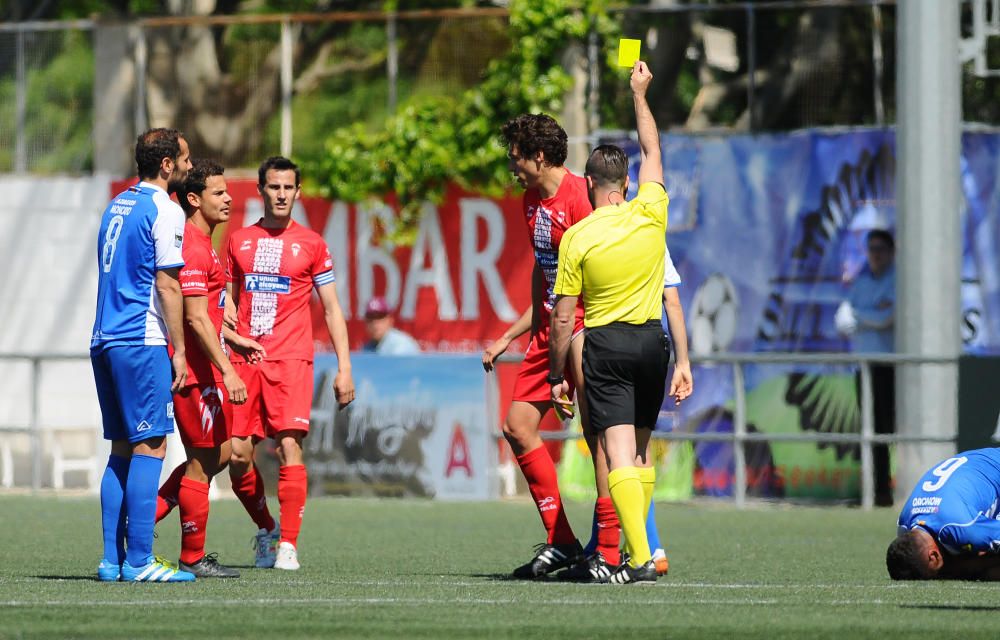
[4,2,1000,175]
[0,22,95,174]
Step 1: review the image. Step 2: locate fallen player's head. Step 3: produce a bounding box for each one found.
[886,529,944,580]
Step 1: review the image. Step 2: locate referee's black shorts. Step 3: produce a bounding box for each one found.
[583,320,671,432]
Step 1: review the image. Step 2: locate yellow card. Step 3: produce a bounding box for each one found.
[617,38,641,68]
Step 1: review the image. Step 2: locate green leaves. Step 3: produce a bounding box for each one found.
[308,0,614,243]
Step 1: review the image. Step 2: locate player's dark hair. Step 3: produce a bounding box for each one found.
[500,114,568,167]
[867,229,895,250]
[886,532,934,580]
[135,128,184,181]
[258,156,301,188]
[585,144,629,190]
[177,158,225,215]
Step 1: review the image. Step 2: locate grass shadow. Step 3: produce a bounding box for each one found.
[900,604,1000,612]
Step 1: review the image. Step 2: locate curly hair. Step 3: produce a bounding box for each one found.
[258,156,300,188]
[177,158,225,215]
[886,532,935,580]
[500,114,568,167]
[135,128,183,181]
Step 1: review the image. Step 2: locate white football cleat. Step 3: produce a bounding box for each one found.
[273,541,300,571]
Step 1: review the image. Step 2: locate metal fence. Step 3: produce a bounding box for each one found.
[497,351,958,510]
[0,351,958,510]
[4,1,999,175]
[0,353,101,492]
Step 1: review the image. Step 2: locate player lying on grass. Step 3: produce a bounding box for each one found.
[887,447,1000,580]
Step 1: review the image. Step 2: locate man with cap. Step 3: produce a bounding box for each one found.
[363,297,420,355]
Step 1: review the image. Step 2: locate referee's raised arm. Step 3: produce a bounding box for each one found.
[631,61,662,187]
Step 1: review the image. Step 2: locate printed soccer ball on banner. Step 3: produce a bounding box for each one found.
[689,273,739,355]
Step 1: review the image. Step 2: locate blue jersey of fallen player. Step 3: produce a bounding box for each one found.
[897,448,1000,554]
[91,182,185,349]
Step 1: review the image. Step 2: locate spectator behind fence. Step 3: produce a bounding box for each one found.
[835,228,896,507]
[363,297,420,355]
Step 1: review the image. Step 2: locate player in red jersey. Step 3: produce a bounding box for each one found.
[153,159,274,578]
[482,114,591,578]
[226,156,355,571]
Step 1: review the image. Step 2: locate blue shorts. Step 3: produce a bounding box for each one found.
[91,344,175,443]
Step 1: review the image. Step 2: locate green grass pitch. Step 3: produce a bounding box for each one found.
[1,495,998,639]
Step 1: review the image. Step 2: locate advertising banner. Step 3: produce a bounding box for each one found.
[612,128,1000,498]
[307,353,494,499]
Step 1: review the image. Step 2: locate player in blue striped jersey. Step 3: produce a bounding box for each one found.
[91,128,195,583]
[888,447,1000,580]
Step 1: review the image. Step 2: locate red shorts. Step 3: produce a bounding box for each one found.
[231,359,314,439]
[512,317,585,402]
[173,383,233,449]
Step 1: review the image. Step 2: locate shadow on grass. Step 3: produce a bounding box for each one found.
[33,575,110,582]
[900,604,1000,612]
[458,573,557,582]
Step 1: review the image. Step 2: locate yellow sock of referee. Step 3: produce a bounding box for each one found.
[608,466,651,567]
[638,465,656,520]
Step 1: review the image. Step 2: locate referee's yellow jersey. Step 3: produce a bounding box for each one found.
[553,182,668,328]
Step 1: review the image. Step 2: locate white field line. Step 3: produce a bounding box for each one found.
[2,596,908,608]
[0,577,987,591]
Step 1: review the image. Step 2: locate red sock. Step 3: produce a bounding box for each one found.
[516,445,576,545]
[231,466,275,532]
[155,463,185,523]
[277,465,307,546]
[595,497,621,565]
[178,476,210,565]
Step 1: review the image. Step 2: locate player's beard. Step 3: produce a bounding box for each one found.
[166,169,187,194]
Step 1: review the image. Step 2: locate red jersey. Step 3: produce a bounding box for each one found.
[174,222,227,385]
[227,220,335,362]
[523,171,592,316]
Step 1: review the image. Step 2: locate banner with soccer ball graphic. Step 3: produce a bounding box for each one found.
[603,128,1000,499]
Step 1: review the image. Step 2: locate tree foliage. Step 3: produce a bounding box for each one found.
[310,0,617,241]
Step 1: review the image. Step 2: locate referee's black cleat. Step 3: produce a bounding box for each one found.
[179,553,241,578]
[512,541,584,579]
[556,552,614,583]
[607,559,657,585]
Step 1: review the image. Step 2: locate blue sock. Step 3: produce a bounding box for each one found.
[124,454,164,567]
[645,501,661,552]
[100,454,130,564]
[583,502,599,555]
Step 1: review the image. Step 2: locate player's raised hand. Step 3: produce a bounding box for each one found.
[482,335,511,372]
[630,60,653,96]
[222,369,248,405]
[334,369,355,409]
[170,350,188,393]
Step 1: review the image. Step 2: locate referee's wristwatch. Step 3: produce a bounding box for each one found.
[546,373,565,386]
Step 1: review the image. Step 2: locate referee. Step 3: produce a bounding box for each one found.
[548,61,669,585]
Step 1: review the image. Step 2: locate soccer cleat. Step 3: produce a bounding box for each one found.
[121,556,196,582]
[652,548,669,576]
[273,541,300,571]
[608,559,658,585]
[512,541,584,579]
[97,559,121,582]
[253,522,280,568]
[556,552,614,583]
[179,552,240,578]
